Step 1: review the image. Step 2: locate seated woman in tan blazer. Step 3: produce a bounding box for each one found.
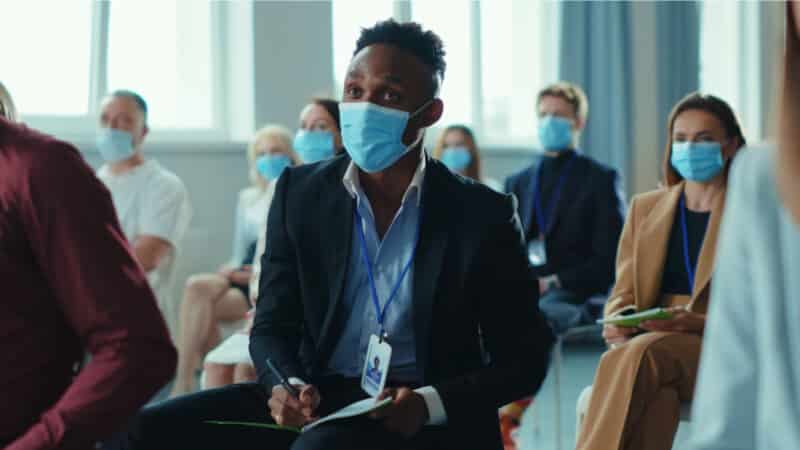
[576,92,746,450]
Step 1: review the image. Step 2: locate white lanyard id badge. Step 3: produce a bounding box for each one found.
[361,334,392,397]
[353,207,420,397]
[528,235,547,265]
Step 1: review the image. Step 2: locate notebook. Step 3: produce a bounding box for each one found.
[596,306,673,327]
[207,397,393,434]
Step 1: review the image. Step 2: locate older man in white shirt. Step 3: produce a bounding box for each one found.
[95,90,192,329]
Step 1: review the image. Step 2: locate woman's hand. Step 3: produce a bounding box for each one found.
[228,266,252,286]
[639,307,706,334]
[603,324,640,346]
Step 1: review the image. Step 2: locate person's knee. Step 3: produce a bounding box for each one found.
[615,333,678,385]
[204,362,234,378]
[185,274,225,303]
[234,363,257,383]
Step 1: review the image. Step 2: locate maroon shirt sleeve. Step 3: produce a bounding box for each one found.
[7,142,177,450]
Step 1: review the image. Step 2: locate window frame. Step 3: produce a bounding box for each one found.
[22,0,230,142]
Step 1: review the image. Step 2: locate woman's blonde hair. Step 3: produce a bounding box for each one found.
[432,125,482,180]
[0,82,19,122]
[248,124,300,189]
[778,2,800,223]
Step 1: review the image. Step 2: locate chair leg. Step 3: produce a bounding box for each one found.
[554,335,564,450]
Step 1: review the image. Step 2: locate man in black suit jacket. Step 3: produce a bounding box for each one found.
[505,82,625,333]
[106,20,552,450]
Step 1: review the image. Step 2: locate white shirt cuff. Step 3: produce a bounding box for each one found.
[414,386,448,425]
[288,377,306,386]
[272,377,306,391]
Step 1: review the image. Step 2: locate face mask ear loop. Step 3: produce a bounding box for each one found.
[406,99,436,152]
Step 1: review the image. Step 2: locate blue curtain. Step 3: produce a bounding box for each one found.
[654,2,700,161]
[558,1,699,194]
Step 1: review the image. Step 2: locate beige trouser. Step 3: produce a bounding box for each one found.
[575,322,702,450]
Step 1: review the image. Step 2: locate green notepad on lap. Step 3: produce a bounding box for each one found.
[206,397,392,434]
[596,307,673,327]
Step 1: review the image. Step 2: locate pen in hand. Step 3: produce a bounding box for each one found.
[265,358,300,398]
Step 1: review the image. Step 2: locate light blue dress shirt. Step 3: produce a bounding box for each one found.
[324,154,447,425]
[328,158,424,382]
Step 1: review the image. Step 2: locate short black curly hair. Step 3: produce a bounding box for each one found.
[354,19,446,96]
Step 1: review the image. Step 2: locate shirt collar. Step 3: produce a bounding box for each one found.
[342,150,426,207]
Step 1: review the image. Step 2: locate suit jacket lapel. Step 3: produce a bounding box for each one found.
[690,187,726,308]
[634,184,683,310]
[317,158,355,358]
[413,161,449,382]
[544,156,582,236]
[517,161,540,237]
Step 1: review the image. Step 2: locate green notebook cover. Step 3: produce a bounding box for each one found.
[205,421,301,434]
[597,307,674,327]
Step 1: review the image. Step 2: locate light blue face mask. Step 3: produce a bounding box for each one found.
[538,115,574,151]
[293,130,335,163]
[96,128,136,163]
[340,100,432,173]
[440,146,472,172]
[670,142,725,182]
[256,154,292,180]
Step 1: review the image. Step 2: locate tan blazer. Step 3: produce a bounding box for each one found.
[604,182,726,317]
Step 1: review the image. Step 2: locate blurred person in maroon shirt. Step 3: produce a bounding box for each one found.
[0,116,177,450]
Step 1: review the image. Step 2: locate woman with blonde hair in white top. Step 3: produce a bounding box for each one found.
[200,98,344,390]
[170,124,299,397]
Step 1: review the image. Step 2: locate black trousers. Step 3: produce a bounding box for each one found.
[103,380,446,450]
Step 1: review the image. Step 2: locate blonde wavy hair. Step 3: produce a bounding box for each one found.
[247,124,301,189]
[0,82,19,121]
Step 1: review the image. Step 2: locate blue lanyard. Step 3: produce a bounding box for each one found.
[353,204,421,338]
[679,195,698,294]
[532,153,577,235]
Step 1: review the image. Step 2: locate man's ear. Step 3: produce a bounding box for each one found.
[724,137,741,159]
[420,98,444,128]
[136,124,149,148]
[574,117,586,132]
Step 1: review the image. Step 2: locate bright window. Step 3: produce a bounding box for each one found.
[332,0,394,96]
[699,1,764,140]
[411,0,473,126]
[2,0,223,137]
[108,0,214,129]
[0,1,93,116]
[330,0,560,145]
[481,0,560,145]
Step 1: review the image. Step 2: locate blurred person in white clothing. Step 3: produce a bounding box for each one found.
[170,124,299,397]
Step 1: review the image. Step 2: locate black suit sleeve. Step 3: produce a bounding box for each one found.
[249,169,307,389]
[434,194,554,424]
[556,169,626,294]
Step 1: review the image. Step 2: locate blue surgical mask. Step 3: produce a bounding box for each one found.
[293,130,335,163]
[340,100,432,173]
[256,154,292,180]
[96,128,136,163]
[671,142,725,182]
[538,115,574,151]
[440,147,472,172]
